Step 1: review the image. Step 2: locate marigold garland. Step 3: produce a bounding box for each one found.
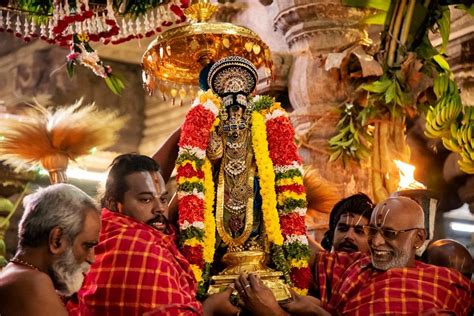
[251,111,284,246]
[202,158,216,264]
[177,92,311,296]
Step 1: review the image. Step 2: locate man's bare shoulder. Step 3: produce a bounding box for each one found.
[0,265,67,316]
[0,265,54,291]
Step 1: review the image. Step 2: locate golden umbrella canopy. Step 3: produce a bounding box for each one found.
[142,0,273,96]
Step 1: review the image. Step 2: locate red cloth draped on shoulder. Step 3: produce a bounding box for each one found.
[314,251,473,315]
[68,208,202,316]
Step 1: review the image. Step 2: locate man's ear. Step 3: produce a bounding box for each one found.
[414,228,427,249]
[48,227,68,255]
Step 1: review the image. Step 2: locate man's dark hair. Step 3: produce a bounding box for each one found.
[101,153,160,210]
[321,193,374,251]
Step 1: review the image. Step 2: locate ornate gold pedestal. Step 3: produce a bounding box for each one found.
[207,251,291,301]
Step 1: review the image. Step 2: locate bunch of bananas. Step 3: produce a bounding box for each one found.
[425,73,462,138]
[441,106,474,174]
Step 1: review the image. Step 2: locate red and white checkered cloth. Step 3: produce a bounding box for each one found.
[68,208,202,316]
[314,251,473,315]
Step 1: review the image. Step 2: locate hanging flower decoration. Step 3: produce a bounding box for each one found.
[176,92,311,297]
[0,0,188,45]
[0,0,189,94]
[67,33,124,95]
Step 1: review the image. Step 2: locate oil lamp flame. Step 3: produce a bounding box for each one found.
[394,160,426,190]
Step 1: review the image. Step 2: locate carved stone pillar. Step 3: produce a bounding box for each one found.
[267,0,373,197]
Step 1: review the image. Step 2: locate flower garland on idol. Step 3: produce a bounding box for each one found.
[176,92,311,297]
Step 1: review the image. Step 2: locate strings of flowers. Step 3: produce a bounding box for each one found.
[0,0,188,46]
[254,95,312,295]
[176,90,219,298]
[66,33,124,95]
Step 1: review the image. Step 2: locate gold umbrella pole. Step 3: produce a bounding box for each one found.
[40,153,69,184]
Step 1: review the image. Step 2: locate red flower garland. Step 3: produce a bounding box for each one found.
[178,106,216,150]
[181,245,205,268]
[176,164,204,181]
[276,184,306,194]
[280,213,307,236]
[178,196,205,224]
[266,117,301,165]
[290,266,312,290]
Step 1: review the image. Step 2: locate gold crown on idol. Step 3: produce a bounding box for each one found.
[208,56,258,97]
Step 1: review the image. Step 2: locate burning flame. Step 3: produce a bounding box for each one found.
[394,160,426,190]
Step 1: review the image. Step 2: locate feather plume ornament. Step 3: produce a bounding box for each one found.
[0,99,125,184]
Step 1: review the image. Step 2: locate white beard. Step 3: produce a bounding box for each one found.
[372,240,413,270]
[51,247,90,296]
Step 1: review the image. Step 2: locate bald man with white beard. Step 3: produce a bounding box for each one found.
[235,196,473,316]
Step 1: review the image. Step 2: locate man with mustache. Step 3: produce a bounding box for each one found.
[0,183,100,316]
[237,196,472,315]
[321,193,374,253]
[70,154,238,315]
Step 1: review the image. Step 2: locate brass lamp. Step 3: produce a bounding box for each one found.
[141,0,273,97]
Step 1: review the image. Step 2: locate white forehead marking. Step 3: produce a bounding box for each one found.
[354,214,364,226]
[374,204,391,227]
[344,215,350,225]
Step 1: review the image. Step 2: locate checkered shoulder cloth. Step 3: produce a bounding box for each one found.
[315,251,473,316]
[68,209,202,316]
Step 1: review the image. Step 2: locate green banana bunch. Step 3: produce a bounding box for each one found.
[441,106,474,174]
[425,74,462,138]
[456,106,474,174]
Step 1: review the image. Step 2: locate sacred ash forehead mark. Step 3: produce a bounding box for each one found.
[372,203,391,227]
[151,172,161,183]
[148,172,165,195]
[341,213,365,226]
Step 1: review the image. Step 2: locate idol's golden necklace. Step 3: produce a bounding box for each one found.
[216,128,255,249]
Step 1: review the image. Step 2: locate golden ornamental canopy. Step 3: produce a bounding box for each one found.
[142,0,273,95]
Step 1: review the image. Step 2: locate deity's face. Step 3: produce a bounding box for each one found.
[50,210,100,296]
[332,213,369,253]
[117,171,170,233]
[228,104,244,121]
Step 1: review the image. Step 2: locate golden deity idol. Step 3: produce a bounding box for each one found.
[176,56,311,301]
[204,57,290,300]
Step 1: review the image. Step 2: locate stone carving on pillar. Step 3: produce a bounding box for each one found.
[256,52,293,110]
[215,1,247,23]
[269,0,374,197]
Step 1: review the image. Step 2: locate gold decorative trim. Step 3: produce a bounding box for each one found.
[216,161,255,247]
[142,22,273,88]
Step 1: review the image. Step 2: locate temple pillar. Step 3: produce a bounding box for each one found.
[265,0,373,197]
